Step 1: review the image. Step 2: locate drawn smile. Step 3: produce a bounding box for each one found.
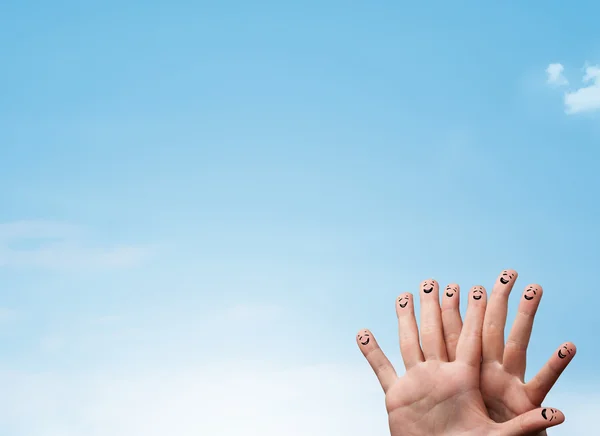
[557,344,572,359]
[358,332,371,346]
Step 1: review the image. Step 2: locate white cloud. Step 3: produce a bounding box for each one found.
[0,362,388,436]
[564,65,600,114]
[546,63,569,86]
[0,220,153,271]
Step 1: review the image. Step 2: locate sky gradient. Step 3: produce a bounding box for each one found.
[1,1,599,435]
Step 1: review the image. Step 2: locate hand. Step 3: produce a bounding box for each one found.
[357,280,564,436]
[440,270,576,435]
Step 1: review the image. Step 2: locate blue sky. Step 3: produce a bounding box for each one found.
[1,1,599,435]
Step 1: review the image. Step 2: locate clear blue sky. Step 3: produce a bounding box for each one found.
[0,1,599,435]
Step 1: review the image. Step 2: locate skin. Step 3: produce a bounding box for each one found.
[444,284,459,298]
[557,344,575,359]
[441,283,462,361]
[358,280,565,436]
[398,295,410,309]
[442,270,576,436]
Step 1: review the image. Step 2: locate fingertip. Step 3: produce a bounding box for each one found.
[420,279,438,296]
[444,283,460,297]
[540,407,565,426]
[442,283,460,309]
[469,285,487,303]
[523,283,543,300]
[396,292,413,313]
[356,328,371,342]
[556,341,577,361]
[507,407,565,435]
[496,269,518,288]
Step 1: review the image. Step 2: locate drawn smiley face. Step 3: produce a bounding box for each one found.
[499,270,515,285]
[445,284,459,298]
[472,286,484,300]
[398,295,410,308]
[421,279,437,294]
[357,331,371,346]
[523,284,541,301]
[541,408,557,422]
[558,344,574,359]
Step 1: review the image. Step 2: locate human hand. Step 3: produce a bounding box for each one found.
[357,280,565,436]
[440,270,575,436]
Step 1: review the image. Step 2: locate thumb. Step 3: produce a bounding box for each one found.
[501,407,565,435]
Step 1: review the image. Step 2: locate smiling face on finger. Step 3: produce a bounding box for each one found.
[444,284,459,298]
[357,330,371,346]
[421,279,437,294]
[498,269,516,285]
[523,284,541,301]
[471,285,485,300]
[542,408,557,422]
[558,343,575,359]
[397,294,410,309]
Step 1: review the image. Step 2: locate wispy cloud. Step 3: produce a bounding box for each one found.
[546,63,569,86]
[0,362,387,436]
[564,65,600,114]
[0,220,153,271]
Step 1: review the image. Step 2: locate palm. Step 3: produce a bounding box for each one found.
[385,361,490,435]
[480,363,538,423]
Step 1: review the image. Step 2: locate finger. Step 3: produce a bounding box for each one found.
[356,329,398,393]
[526,342,577,405]
[482,269,518,363]
[396,292,424,369]
[441,283,462,361]
[456,285,486,368]
[501,407,565,436]
[503,284,543,378]
[419,279,447,361]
